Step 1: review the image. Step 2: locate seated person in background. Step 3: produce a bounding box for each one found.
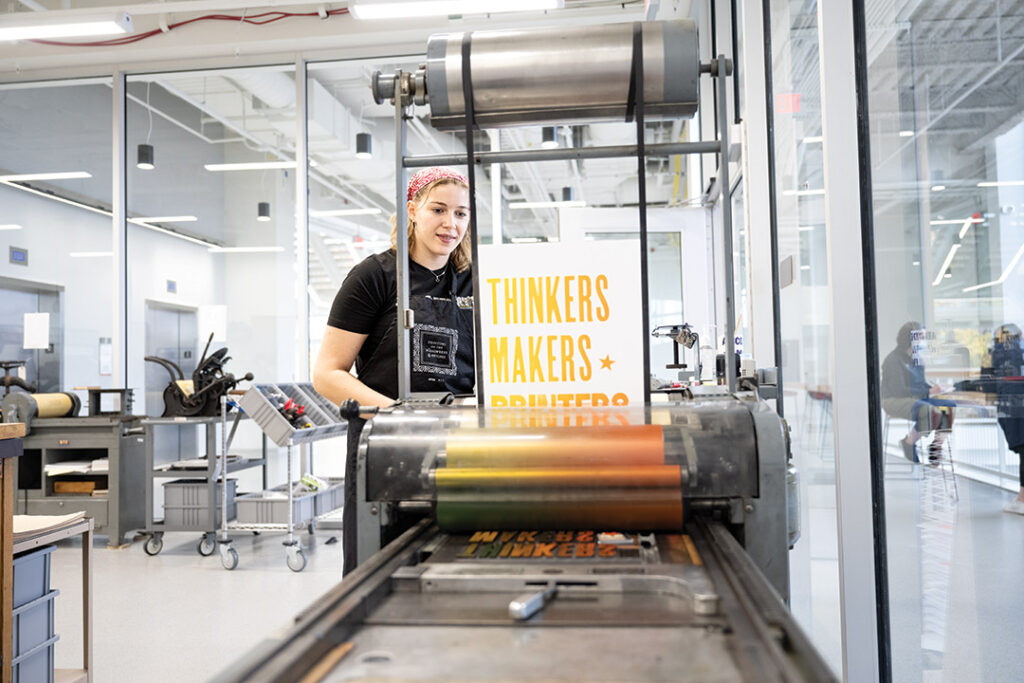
[881,321,955,464]
[991,324,1024,515]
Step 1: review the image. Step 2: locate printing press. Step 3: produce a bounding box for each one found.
[219,393,835,682]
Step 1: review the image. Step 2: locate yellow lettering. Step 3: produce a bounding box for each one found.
[487,278,501,325]
[489,337,509,383]
[546,336,558,381]
[564,275,576,323]
[529,277,544,323]
[505,278,517,324]
[533,543,556,558]
[519,277,527,325]
[469,531,498,543]
[560,335,575,382]
[612,392,629,406]
[545,277,562,323]
[596,274,610,321]
[578,275,593,322]
[512,337,527,383]
[510,543,534,558]
[529,336,544,382]
[578,335,592,380]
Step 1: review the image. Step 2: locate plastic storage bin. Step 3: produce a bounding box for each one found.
[238,382,346,447]
[313,479,345,517]
[162,478,237,528]
[12,589,59,658]
[236,485,316,525]
[12,636,58,683]
[12,544,55,609]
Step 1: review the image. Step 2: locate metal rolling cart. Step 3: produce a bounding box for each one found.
[141,409,268,557]
[216,383,345,572]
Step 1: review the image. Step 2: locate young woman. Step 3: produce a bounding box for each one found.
[313,166,475,406]
[312,166,474,574]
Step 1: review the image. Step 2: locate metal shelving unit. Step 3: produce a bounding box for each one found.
[140,411,268,557]
[215,384,346,572]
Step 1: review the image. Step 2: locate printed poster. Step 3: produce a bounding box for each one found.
[478,241,644,408]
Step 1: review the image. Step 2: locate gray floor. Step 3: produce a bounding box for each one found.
[48,528,343,682]
[788,418,1024,682]
[43,463,1024,682]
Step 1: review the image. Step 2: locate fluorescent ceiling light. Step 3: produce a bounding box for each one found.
[799,265,811,270]
[797,226,817,232]
[0,11,132,42]
[931,185,946,192]
[0,224,22,231]
[0,179,217,247]
[801,136,822,144]
[351,0,563,20]
[962,241,1024,293]
[958,216,979,240]
[782,189,825,196]
[930,217,982,225]
[978,180,1024,188]
[204,161,298,172]
[899,130,914,137]
[0,171,92,182]
[931,243,960,286]
[310,208,383,217]
[69,251,113,258]
[509,237,543,243]
[133,215,197,223]
[509,200,586,210]
[208,246,285,253]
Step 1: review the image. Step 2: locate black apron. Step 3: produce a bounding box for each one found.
[343,261,474,574]
[356,263,475,399]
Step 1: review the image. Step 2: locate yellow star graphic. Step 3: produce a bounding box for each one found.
[600,355,615,370]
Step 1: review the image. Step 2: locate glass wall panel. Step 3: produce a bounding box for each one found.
[306,56,466,372]
[767,0,842,675]
[0,79,114,405]
[864,3,1024,680]
[126,66,300,489]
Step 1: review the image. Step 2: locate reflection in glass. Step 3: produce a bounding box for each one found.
[866,2,1024,680]
[0,79,114,398]
[768,0,842,676]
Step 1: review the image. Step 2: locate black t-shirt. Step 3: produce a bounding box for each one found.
[327,249,473,384]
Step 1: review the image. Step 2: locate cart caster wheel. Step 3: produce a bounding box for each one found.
[287,548,307,573]
[221,546,239,571]
[198,535,216,556]
[144,535,163,556]
[252,531,261,536]
[307,520,316,535]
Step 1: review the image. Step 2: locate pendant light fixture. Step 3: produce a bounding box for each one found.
[137,81,155,170]
[356,133,372,160]
[257,202,271,222]
[541,126,559,149]
[137,143,154,170]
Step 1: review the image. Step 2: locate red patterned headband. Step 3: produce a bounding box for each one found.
[407,167,468,201]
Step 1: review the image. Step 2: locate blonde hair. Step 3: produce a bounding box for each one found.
[389,177,472,272]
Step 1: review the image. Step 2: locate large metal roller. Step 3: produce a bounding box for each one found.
[444,425,665,467]
[421,20,700,130]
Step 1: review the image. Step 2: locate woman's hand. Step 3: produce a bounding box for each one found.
[313,327,394,409]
